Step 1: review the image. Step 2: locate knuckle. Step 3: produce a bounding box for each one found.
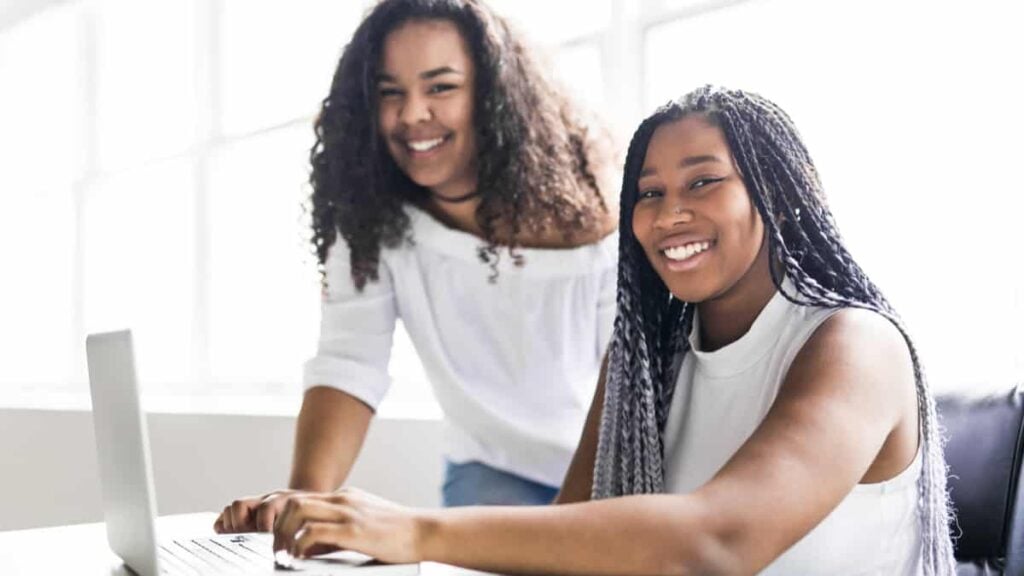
[305,522,333,541]
[297,499,317,514]
[284,497,302,513]
[340,523,359,542]
[255,507,271,525]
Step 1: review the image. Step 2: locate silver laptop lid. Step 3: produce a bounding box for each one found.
[86,330,161,576]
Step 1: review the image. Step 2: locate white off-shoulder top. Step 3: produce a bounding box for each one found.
[304,205,618,486]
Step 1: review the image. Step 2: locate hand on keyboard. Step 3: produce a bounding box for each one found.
[214,489,315,534]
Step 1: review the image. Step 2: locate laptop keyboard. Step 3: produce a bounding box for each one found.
[159,533,274,575]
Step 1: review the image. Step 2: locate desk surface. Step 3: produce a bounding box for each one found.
[0,512,493,576]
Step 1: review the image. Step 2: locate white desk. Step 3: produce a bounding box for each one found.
[0,513,493,576]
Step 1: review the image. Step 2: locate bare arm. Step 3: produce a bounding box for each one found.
[289,385,374,491]
[216,237,394,534]
[215,386,373,534]
[553,354,607,504]
[413,310,917,574]
[273,309,919,575]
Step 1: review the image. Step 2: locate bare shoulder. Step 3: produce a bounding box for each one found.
[784,306,915,418]
[807,307,911,367]
[697,307,920,569]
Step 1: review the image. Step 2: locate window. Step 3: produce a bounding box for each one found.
[2,0,1021,410]
[82,160,196,387]
[95,0,199,171]
[218,0,367,137]
[554,41,606,114]
[0,6,80,391]
[645,0,1024,389]
[206,125,319,390]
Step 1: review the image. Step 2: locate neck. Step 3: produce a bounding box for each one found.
[696,240,777,352]
[423,174,484,234]
[424,193,483,237]
[431,187,481,204]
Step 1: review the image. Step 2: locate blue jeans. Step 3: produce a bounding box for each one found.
[442,460,559,507]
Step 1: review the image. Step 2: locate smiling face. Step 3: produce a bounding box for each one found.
[632,115,767,304]
[377,19,478,200]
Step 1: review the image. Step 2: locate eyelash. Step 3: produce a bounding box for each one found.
[690,176,724,190]
[378,84,458,98]
[637,176,724,201]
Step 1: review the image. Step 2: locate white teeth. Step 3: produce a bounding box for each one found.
[407,137,445,152]
[663,241,711,262]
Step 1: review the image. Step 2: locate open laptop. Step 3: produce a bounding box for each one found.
[86,330,420,576]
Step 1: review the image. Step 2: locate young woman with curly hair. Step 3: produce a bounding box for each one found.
[214,0,617,529]
[264,87,956,575]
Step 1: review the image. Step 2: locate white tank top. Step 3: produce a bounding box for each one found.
[662,284,922,575]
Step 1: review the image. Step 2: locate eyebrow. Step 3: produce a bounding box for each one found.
[376,66,464,83]
[638,155,724,178]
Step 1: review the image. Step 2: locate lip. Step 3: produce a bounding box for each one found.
[657,233,715,251]
[398,133,452,160]
[660,243,712,272]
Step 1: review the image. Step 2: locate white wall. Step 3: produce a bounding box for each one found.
[0,409,443,531]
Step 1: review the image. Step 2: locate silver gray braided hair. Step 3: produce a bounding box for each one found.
[591,85,956,575]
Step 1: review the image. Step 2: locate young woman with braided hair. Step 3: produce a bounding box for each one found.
[266,86,956,575]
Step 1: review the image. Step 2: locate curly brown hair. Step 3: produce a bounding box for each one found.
[309,0,614,289]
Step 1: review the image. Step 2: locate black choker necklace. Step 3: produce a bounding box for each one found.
[431,189,481,204]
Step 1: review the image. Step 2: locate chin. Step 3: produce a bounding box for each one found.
[404,169,449,190]
[668,288,714,304]
[659,274,719,304]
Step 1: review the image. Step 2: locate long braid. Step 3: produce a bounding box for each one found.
[593,114,684,495]
[592,86,955,575]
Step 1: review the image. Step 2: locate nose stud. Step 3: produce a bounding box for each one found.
[672,205,693,223]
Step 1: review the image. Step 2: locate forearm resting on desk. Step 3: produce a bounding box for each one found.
[289,386,374,491]
[418,494,735,576]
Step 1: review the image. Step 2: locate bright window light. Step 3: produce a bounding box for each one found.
[645,0,1024,390]
[0,188,75,388]
[206,123,320,389]
[95,0,199,171]
[1,0,1020,408]
[82,159,196,389]
[489,0,612,45]
[0,6,82,189]
[219,0,375,137]
[0,6,80,389]
[555,41,606,114]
